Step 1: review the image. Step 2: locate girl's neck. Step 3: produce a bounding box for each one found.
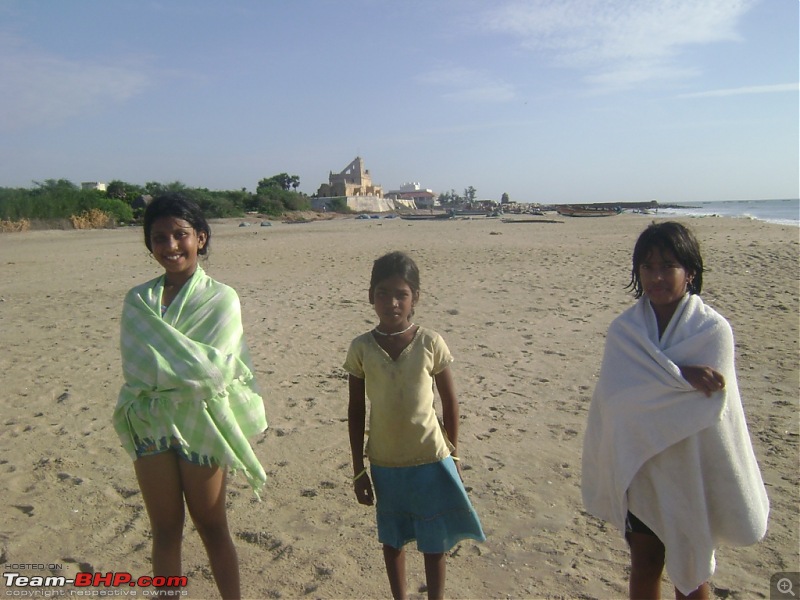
[374,321,415,337]
[163,268,197,290]
[372,323,417,360]
[650,298,681,338]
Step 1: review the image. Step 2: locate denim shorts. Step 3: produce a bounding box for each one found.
[133,434,214,466]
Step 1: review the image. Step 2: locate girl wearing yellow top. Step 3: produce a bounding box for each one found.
[345,251,485,600]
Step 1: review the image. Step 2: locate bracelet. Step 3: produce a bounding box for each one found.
[451,456,460,462]
[353,467,368,481]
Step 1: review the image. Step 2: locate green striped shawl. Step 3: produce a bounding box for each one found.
[113,267,267,493]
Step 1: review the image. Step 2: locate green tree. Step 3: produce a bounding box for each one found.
[0,178,300,226]
[258,173,300,193]
[438,189,465,208]
[0,180,135,223]
[32,179,79,193]
[464,186,477,203]
[217,189,251,214]
[91,197,134,223]
[281,193,310,211]
[501,192,510,204]
[328,197,351,213]
[253,196,284,216]
[0,187,33,220]
[107,180,144,204]
[142,180,188,196]
[144,181,166,196]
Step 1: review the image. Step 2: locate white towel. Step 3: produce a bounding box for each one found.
[582,294,769,595]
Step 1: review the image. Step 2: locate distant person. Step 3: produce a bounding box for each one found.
[113,193,268,599]
[582,222,769,599]
[345,251,485,600]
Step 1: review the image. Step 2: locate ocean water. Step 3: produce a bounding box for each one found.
[654,198,799,227]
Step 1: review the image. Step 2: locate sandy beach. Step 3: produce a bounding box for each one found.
[1,213,797,599]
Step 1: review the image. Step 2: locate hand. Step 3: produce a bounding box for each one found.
[353,473,374,506]
[451,455,464,483]
[679,365,726,397]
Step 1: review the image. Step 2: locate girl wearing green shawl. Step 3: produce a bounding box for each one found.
[113,193,267,599]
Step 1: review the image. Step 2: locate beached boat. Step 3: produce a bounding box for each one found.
[399,212,453,221]
[454,209,491,217]
[556,205,622,217]
[501,218,563,224]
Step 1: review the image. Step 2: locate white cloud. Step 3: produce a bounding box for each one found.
[482,0,757,91]
[0,36,150,131]
[417,66,516,103]
[677,83,799,98]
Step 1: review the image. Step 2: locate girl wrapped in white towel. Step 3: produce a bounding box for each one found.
[582,222,768,599]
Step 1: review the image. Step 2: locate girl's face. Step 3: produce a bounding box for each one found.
[372,274,418,332]
[149,216,207,283]
[639,247,694,316]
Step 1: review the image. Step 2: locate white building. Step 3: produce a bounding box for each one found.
[385,182,438,209]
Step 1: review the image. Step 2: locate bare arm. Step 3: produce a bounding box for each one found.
[347,374,373,505]
[435,366,462,478]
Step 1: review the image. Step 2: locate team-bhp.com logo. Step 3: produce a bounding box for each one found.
[3,569,187,596]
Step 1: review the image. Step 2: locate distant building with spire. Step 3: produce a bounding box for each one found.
[312,157,416,212]
[315,156,383,198]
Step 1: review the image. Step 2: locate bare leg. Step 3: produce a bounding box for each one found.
[423,553,446,600]
[676,582,710,600]
[626,531,665,600]
[134,452,185,594]
[383,544,407,600]
[180,460,240,600]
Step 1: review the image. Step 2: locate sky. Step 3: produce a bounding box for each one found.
[0,0,797,204]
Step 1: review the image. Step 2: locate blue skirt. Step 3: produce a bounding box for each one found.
[371,456,486,553]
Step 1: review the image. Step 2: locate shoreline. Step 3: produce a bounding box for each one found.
[4,197,798,235]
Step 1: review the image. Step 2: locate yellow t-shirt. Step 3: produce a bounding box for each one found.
[343,326,455,467]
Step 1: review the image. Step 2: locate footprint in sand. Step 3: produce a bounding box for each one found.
[236,531,294,560]
[57,472,84,485]
[112,485,139,499]
[61,557,94,574]
[476,427,498,441]
[13,505,34,517]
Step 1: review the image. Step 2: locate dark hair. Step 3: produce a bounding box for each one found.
[143,192,211,255]
[627,221,703,298]
[369,251,421,305]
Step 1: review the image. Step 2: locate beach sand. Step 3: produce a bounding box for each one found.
[1,214,797,599]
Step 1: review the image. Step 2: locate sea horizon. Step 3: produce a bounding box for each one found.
[652,198,799,227]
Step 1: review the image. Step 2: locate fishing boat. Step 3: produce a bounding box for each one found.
[556,205,622,217]
[501,218,563,224]
[399,212,454,221]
